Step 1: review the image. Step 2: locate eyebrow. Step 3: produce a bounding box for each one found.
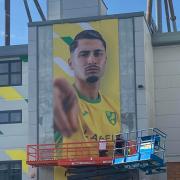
[79,49,105,53]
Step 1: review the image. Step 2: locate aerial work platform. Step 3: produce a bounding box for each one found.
[112,128,166,175]
[27,128,166,176]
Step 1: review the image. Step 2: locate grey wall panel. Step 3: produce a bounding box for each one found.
[134,16,155,131]
[47,0,106,20]
[38,25,54,144]
[119,18,136,132]
[63,7,99,19]
[62,0,98,9]
[28,26,38,153]
[47,0,61,20]
[134,17,147,130]
[38,25,54,180]
[143,18,155,129]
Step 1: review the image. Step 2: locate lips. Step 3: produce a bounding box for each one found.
[85,65,100,73]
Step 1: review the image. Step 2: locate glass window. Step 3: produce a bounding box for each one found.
[11,61,21,73]
[0,110,22,124]
[0,74,9,86]
[0,63,8,73]
[10,74,21,85]
[0,161,22,180]
[10,111,22,123]
[0,112,9,123]
[0,60,22,86]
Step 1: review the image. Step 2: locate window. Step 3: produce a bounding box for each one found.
[0,110,22,124]
[0,60,22,86]
[0,161,22,180]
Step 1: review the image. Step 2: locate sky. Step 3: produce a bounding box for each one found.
[0,0,180,46]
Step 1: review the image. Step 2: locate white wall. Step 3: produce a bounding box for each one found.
[154,45,180,162]
[0,52,28,180]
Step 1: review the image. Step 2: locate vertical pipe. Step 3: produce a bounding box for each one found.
[164,0,171,32]
[146,0,153,25]
[168,0,177,32]
[23,0,32,22]
[36,26,40,180]
[5,0,10,46]
[132,18,138,136]
[156,0,162,32]
[33,0,46,21]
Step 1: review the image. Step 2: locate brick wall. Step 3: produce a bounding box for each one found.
[167,162,180,180]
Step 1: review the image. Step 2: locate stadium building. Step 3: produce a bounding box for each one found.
[0,0,180,179]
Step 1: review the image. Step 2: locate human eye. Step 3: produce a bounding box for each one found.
[79,51,90,57]
[94,50,104,57]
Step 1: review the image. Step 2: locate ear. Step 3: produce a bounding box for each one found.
[105,55,107,65]
[68,58,73,70]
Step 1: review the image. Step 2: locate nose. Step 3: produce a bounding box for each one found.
[87,53,96,64]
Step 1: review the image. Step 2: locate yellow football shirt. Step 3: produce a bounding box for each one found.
[54,91,120,180]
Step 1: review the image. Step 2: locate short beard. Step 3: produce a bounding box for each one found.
[86,76,99,83]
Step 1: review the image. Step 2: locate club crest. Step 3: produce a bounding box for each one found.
[105,111,117,126]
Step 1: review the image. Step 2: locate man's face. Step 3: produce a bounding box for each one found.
[69,39,107,83]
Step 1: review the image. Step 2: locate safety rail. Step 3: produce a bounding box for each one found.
[27,141,114,167]
[112,128,167,175]
[26,128,167,175]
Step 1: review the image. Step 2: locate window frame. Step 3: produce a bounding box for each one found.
[0,160,22,180]
[0,110,22,124]
[0,60,22,87]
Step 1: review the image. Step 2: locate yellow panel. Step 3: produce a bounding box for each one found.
[0,87,23,100]
[53,23,83,38]
[53,38,70,61]
[90,19,120,101]
[5,149,28,174]
[53,64,74,84]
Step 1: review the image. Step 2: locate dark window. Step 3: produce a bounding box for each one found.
[0,60,22,86]
[0,161,22,180]
[0,110,22,124]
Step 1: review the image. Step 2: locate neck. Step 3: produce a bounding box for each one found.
[75,79,100,99]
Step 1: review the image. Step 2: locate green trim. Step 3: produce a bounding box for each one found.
[20,55,28,62]
[61,36,73,46]
[54,131,63,143]
[74,85,101,103]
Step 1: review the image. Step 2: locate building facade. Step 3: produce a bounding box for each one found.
[0,0,180,180]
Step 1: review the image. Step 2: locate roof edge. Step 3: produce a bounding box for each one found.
[0,44,28,58]
[152,32,180,47]
[29,11,145,27]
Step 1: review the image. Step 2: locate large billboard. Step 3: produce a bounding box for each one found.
[53,19,120,180]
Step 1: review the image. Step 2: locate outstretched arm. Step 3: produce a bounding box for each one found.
[54,78,79,137]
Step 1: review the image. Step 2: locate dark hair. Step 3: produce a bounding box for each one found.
[69,30,106,53]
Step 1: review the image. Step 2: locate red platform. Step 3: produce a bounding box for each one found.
[26,141,115,168]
